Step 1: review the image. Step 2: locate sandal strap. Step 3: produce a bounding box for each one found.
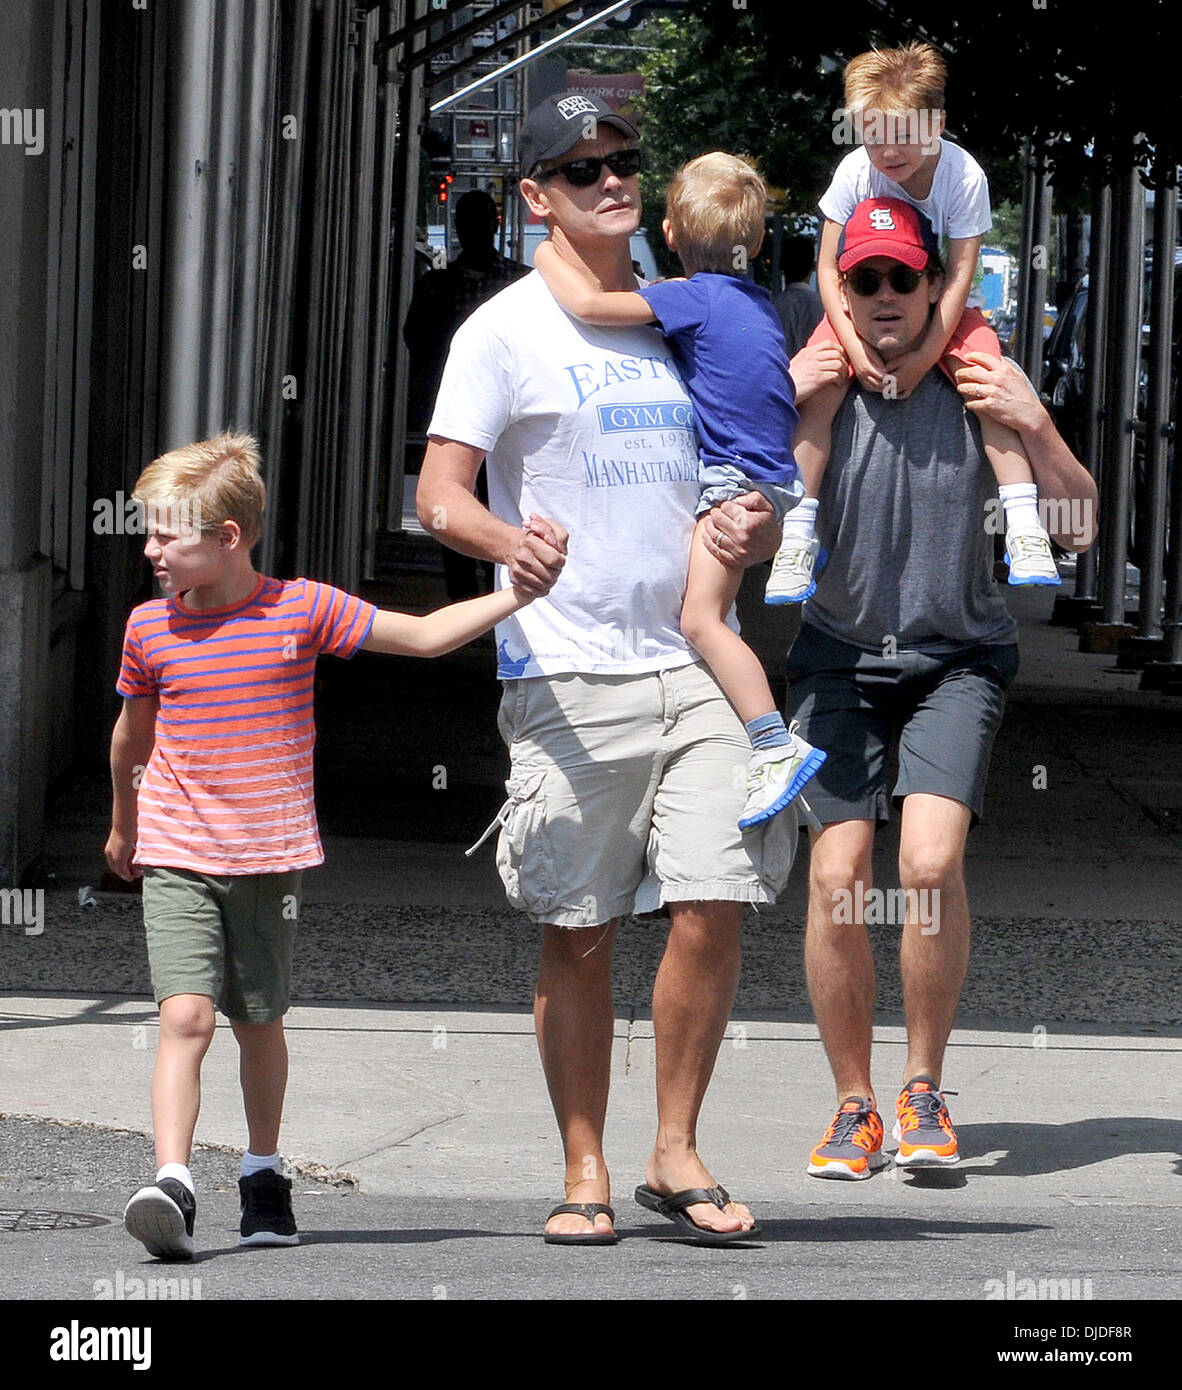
[660,1185,730,1215]
[547,1202,615,1222]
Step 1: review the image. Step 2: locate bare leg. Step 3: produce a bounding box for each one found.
[152,993,217,1168]
[897,793,973,1086]
[804,819,878,1107]
[231,1017,289,1156]
[946,351,1034,488]
[644,901,755,1233]
[535,920,618,1238]
[680,518,775,725]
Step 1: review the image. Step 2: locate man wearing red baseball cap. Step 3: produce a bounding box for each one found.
[781,196,1097,1181]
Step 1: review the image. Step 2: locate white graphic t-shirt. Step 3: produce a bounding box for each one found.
[429,270,725,678]
[819,138,991,241]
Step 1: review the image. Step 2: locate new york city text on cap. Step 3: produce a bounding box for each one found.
[519,91,640,178]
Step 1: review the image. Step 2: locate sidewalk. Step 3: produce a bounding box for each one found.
[2,584,1180,1301]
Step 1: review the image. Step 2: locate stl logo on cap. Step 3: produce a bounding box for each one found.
[556,95,598,121]
[868,207,897,231]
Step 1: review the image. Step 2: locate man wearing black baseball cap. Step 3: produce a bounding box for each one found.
[417,94,787,1246]
[518,91,639,180]
[782,198,1097,1183]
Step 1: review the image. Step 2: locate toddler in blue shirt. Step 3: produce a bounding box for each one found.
[535,151,825,829]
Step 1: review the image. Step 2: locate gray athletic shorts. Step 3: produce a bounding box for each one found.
[491,661,797,928]
[785,624,1019,826]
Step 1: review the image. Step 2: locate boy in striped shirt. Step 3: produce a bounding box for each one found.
[107,433,554,1258]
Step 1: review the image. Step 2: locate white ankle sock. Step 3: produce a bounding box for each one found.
[999,483,1041,534]
[241,1150,282,1178]
[156,1162,194,1194]
[782,497,819,543]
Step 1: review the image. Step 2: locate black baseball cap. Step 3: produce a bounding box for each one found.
[519,92,640,179]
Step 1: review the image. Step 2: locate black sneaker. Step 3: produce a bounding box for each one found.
[124,1178,196,1260]
[239,1169,299,1246]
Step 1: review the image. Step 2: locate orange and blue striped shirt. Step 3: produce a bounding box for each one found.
[117,576,376,874]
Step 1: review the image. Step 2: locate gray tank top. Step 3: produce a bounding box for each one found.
[804,369,1018,653]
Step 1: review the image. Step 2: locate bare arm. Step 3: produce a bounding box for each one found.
[910,234,980,372]
[105,696,158,881]
[361,587,534,659]
[417,437,568,595]
[789,338,851,405]
[957,352,1098,551]
[535,240,656,326]
[818,218,884,388]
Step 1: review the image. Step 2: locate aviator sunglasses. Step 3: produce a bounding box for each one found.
[536,147,644,187]
[845,265,926,296]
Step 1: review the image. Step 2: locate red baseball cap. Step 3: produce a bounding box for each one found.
[837,197,939,272]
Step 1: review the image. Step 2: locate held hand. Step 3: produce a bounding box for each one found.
[704,491,781,569]
[104,829,141,882]
[789,340,850,402]
[508,516,568,597]
[955,352,1044,432]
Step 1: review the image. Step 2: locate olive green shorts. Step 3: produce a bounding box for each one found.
[141,867,303,1023]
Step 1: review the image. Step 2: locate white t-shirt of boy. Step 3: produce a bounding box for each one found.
[819,138,991,241]
[428,270,733,679]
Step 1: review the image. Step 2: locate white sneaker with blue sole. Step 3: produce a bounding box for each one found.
[738,731,828,831]
[1005,529,1061,586]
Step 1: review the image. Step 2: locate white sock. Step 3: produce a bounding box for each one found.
[241,1150,282,1178]
[999,483,1042,534]
[156,1162,194,1194]
[782,497,819,543]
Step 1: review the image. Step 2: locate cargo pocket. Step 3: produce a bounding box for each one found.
[492,765,558,916]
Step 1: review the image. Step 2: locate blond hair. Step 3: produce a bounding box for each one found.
[133,431,266,547]
[664,152,768,276]
[843,41,947,117]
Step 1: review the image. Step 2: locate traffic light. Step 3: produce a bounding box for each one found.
[436,173,454,205]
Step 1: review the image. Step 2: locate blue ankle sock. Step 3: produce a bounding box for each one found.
[746,712,790,750]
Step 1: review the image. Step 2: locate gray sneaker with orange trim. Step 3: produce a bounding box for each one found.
[807,1097,888,1180]
[892,1075,960,1167]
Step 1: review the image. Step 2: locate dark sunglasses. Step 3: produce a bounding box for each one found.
[845,265,926,296]
[537,147,643,187]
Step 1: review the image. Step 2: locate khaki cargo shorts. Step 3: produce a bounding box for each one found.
[488,661,797,928]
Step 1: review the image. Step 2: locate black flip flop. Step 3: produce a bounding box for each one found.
[633,1184,761,1245]
[543,1202,618,1245]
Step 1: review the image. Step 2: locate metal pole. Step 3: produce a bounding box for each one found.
[1137,180,1177,639]
[1014,142,1036,379]
[1097,168,1144,626]
[232,0,276,434]
[257,0,312,578]
[363,0,401,566]
[203,0,246,434]
[160,1,216,448]
[1027,155,1051,393]
[385,2,428,531]
[1076,179,1111,604]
